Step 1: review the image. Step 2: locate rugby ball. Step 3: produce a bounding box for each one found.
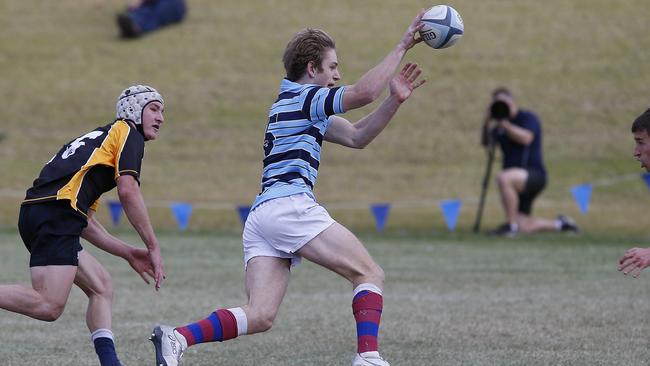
[419,5,464,49]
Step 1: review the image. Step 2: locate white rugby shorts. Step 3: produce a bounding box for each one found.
[243,193,335,269]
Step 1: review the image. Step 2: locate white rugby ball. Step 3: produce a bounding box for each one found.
[419,5,464,49]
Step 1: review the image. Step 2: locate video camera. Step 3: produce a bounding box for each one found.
[490,101,510,120]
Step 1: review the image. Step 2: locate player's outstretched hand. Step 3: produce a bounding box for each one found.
[618,247,650,278]
[147,247,166,290]
[126,246,165,290]
[399,9,426,51]
[389,62,426,103]
[126,247,156,284]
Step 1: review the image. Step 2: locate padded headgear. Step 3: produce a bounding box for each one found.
[116,85,164,126]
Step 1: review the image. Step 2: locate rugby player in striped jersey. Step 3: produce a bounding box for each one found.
[152,11,427,366]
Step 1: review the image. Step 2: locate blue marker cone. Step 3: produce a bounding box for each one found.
[108,201,122,226]
[440,199,462,231]
[170,202,193,231]
[237,205,251,226]
[570,184,592,215]
[370,203,391,232]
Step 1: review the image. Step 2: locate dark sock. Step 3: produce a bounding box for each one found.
[93,337,122,366]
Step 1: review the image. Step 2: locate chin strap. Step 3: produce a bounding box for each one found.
[136,123,149,141]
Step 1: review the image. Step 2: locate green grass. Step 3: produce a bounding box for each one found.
[1,1,650,232]
[1,230,650,365]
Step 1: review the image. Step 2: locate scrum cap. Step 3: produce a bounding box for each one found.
[116,85,164,126]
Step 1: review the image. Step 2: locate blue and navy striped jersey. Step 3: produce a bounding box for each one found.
[251,78,346,209]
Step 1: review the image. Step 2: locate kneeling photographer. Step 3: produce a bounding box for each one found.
[481,87,578,236]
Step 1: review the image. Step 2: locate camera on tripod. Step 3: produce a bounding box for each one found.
[490,100,510,120]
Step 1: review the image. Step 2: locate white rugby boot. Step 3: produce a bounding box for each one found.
[150,325,187,366]
[353,351,390,366]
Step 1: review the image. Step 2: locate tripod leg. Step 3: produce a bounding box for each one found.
[473,144,496,233]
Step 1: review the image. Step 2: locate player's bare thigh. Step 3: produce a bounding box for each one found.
[296,222,384,289]
[28,264,77,320]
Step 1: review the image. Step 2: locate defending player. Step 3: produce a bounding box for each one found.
[151,11,426,366]
[0,85,166,366]
[619,109,650,277]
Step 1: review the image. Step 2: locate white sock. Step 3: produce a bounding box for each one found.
[227,307,248,336]
[353,283,382,297]
[360,351,381,357]
[91,328,114,342]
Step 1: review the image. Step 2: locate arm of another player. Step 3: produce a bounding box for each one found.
[619,247,650,278]
[342,10,425,112]
[326,63,425,148]
[116,174,165,290]
[81,209,157,285]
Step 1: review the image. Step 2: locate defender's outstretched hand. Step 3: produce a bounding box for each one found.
[148,248,166,290]
[126,247,157,285]
[127,246,166,290]
[619,247,650,278]
[389,62,426,103]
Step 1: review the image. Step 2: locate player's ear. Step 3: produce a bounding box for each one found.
[307,61,316,78]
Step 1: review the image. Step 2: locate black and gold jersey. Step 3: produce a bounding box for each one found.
[23,120,145,216]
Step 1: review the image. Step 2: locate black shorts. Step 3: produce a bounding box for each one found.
[518,170,547,215]
[18,200,87,267]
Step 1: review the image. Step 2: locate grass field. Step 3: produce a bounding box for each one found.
[1,230,650,365]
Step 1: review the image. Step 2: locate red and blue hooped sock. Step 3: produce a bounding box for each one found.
[175,308,247,347]
[352,284,383,353]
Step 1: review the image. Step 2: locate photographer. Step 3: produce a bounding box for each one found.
[482,87,578,236]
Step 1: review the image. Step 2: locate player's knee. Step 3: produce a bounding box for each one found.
[352,262,384,286]
[95,274,114,301]
[259,311,277,332]
[251,308,277,333]
[38,301,66,322]
[495,171,507,186]
[257,318,274,332]
[82,269,114,301]
[369,264,385,285]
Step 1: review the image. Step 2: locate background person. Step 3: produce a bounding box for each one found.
[482,87,578,236]
[150,11,426,366]
[0,85,166,366]
[116,0,187,39]
[619,109,650,277]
